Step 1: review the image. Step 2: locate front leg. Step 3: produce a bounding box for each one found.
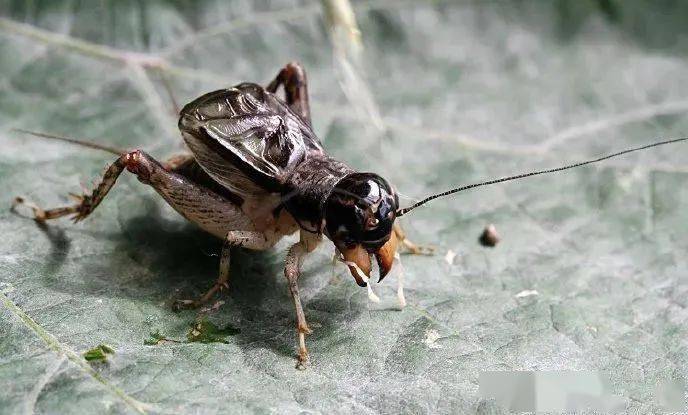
[393,223,435,255]
[284,232,320,367]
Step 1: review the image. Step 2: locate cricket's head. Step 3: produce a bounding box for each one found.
[324,173,399,287]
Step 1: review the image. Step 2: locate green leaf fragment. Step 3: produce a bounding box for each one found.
[83,344,115,362]
[186,318,240,344]
[143,330,167,346]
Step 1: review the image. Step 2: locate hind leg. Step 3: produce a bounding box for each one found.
[14,150,194,223]
[14,151,236,224]
[13,151,142,223]
[14,150,271,308]
[267,62,311,125]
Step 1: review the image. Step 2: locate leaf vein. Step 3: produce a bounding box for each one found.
[0,292,151,415]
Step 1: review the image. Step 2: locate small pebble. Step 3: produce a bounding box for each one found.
[444,249,457,265]
[479,224,500,247]
[515,289,538,298]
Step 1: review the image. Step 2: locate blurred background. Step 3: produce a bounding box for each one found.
[1,1,687,413]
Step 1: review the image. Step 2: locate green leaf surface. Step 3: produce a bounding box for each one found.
[1,1,687,413]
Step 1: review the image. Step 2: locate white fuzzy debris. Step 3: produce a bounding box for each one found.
[366,282,380,303]
[340,259,380,303]
[335,251,406,307]
[358,272,380,303]
[340,259,366,280]
[394,252,406,309]
[1,254,20,265]
[423,329,442,349]
[0,282,15,294]
[444,249,457,265]
[515,289,539,298]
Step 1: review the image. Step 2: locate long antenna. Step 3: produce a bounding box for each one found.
[11,128,125,155]
[396,137,688,217]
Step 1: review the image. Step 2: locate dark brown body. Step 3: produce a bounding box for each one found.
[14,62,411,367]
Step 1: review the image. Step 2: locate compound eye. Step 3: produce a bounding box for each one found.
[365,216,379,230]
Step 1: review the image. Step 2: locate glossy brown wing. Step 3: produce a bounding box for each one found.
[178,83,324,198]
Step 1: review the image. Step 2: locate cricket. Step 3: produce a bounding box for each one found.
[12,62,687,366]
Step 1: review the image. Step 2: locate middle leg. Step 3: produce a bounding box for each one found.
[173,230,276,310]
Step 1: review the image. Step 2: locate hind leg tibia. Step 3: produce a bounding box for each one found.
[13,150,156,223]
[266,62,311,125]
